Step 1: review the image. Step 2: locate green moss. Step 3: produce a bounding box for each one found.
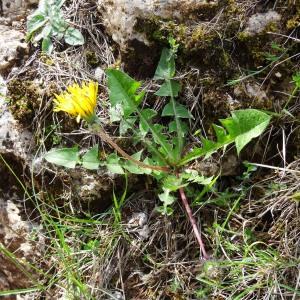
[286,12,300,30]
[7,79,43,126]
[85,50,100,67]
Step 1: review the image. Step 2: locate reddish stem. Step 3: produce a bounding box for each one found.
[179,187,209,260]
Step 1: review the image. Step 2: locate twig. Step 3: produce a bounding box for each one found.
[179,187,209,260]
[249,162,300,175]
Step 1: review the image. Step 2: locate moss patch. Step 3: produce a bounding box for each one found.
[7,79,44,127]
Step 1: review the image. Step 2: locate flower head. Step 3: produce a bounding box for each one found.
[53,81,98,123]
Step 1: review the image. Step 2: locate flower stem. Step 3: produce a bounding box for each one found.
[178,187,209,260]
[91,123,170,172]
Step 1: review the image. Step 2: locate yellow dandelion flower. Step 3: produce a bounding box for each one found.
[53,81,98,123]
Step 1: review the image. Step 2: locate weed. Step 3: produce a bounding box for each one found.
[45,46,271,260]
[27,0,84,54]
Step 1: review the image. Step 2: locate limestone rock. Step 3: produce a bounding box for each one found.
[0,75,34,162]
[0,193,42,293]
[1,0,38,21]
[98,0,217,76]
[0,25,29,74]
[99,0,215,47]
[244,11,281,36]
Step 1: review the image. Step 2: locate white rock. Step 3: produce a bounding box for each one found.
[1,0,38,21]
[98,0,215,47]
[244,11,281,36]
[94,67,105,82]
[0,25,28,73]
[0,75,34,162]
[128,212,148,227]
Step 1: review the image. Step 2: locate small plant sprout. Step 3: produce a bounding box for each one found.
[45,47,272,260]
[26,0,85,54]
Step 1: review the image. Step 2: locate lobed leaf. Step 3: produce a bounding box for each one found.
[179,109,271,165]
[155,80,181,97]
[154,48,176,80]
[162,101,192,119]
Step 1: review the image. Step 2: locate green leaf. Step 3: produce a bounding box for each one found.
[158,188,176,206]
[44,147,79,168]
[292,72,300,88]
[109,104,123,122]
[157,205,174,216]
[181,169,214,185]
[162,101,192,119]
[155,77,189,162]
[82,145,100,170]
[33,23,52,42]
[162,175,186,191]
[155,80,181,97]
[42,36,53,54]
[154,48,175,80]
[230,110,271,155]
[168,120,188,136]
[123,151,151,174]
[106,69,173,158]
[119,117,136,135]
[179,109,271,165]
[106,153,124,174]
[106,69,144,117]
[151,124,172,155]
[38,0,50,14]
[64,27,85,45]
[139,109,157,137]
[27,14,48,35]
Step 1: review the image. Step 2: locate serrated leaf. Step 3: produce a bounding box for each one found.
[212,124,228,143]
[157,205,174,216]
[106,153,124,174]
[158,188,176,206]
[168,120,188,136]
[82,145,100,170]
[139,109,157,137]
[123,150,151,174]
[162,175,186,191]
[231,110,271,155]
[106,69,144,117]
[44,147,79,168]
[154,48,175,80]
[162,101,192,119]
[179,109,271,165]
[181,169,214,185]
[106,69,173,158]
[152,124,171,152]
[155,80,181,97]
[119,117,136,135]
